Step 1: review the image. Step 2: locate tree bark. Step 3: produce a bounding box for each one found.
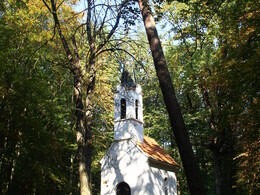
[200,81,225,195]
[44,0,128,194]
[212,149,223,195]
[47,1,93,194]
[74,67,92,195]
[138,1,205,194]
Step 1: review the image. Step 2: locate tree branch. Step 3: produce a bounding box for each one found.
[96,47,148,76]
[96,0,129,53]
[42,0,52,13]
[49,0,74,64]
[57,0,66,10]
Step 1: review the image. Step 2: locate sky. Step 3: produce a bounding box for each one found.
[71,0,176,46]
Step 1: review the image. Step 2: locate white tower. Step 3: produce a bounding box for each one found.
[113,63,143,143]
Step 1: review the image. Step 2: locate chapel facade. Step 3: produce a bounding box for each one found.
[100,64,178,195]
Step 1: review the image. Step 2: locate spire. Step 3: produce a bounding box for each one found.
[114,61,143,142]
[121,61,135,85]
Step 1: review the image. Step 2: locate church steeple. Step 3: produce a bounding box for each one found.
[121,61,135,84]
[114,62,143,143]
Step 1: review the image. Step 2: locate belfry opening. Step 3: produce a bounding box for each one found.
[121,98,126,119]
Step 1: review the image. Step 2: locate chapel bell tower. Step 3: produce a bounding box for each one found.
[101,62,178,195]
[113,62,143,143]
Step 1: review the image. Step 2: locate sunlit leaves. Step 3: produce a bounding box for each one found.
[159,0,259,193]
[0,0,78,194]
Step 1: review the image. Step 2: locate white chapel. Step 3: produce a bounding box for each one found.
[100,64,179,195]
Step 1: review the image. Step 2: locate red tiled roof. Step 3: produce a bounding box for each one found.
[136,136,179,167]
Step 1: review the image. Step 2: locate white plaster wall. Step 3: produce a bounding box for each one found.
[148,167,178,195]
[114,119,143,142]
[114,85,143,122]
[114,84,143,142]
[100,139,177,195]
[100,139,147,195]
[131,165,177,195]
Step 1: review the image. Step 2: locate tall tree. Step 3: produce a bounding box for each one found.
[160,0,259,194]
[0,1,78,193]
[215,0,259,193]
[160,1,226,193]
[137,0,205,194]
[42,0,135,193]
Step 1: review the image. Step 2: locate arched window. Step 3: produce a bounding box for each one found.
[116,182,131,195]
[135,100,138,120]
[121,99,126,119]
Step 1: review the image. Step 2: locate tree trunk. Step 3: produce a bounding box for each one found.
[74,65,92,195]
[212,149,223,195]
[138,1,205,194]
[45,0,130,193]
[69,154,75,195]
[47,1,93,193]
[200,80,226,195]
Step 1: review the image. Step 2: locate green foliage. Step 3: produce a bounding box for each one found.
[0,0,258,194]
[216,0,260,193]
[91,53,120,194]
[157,0,259,194]
[0,0,78,193]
